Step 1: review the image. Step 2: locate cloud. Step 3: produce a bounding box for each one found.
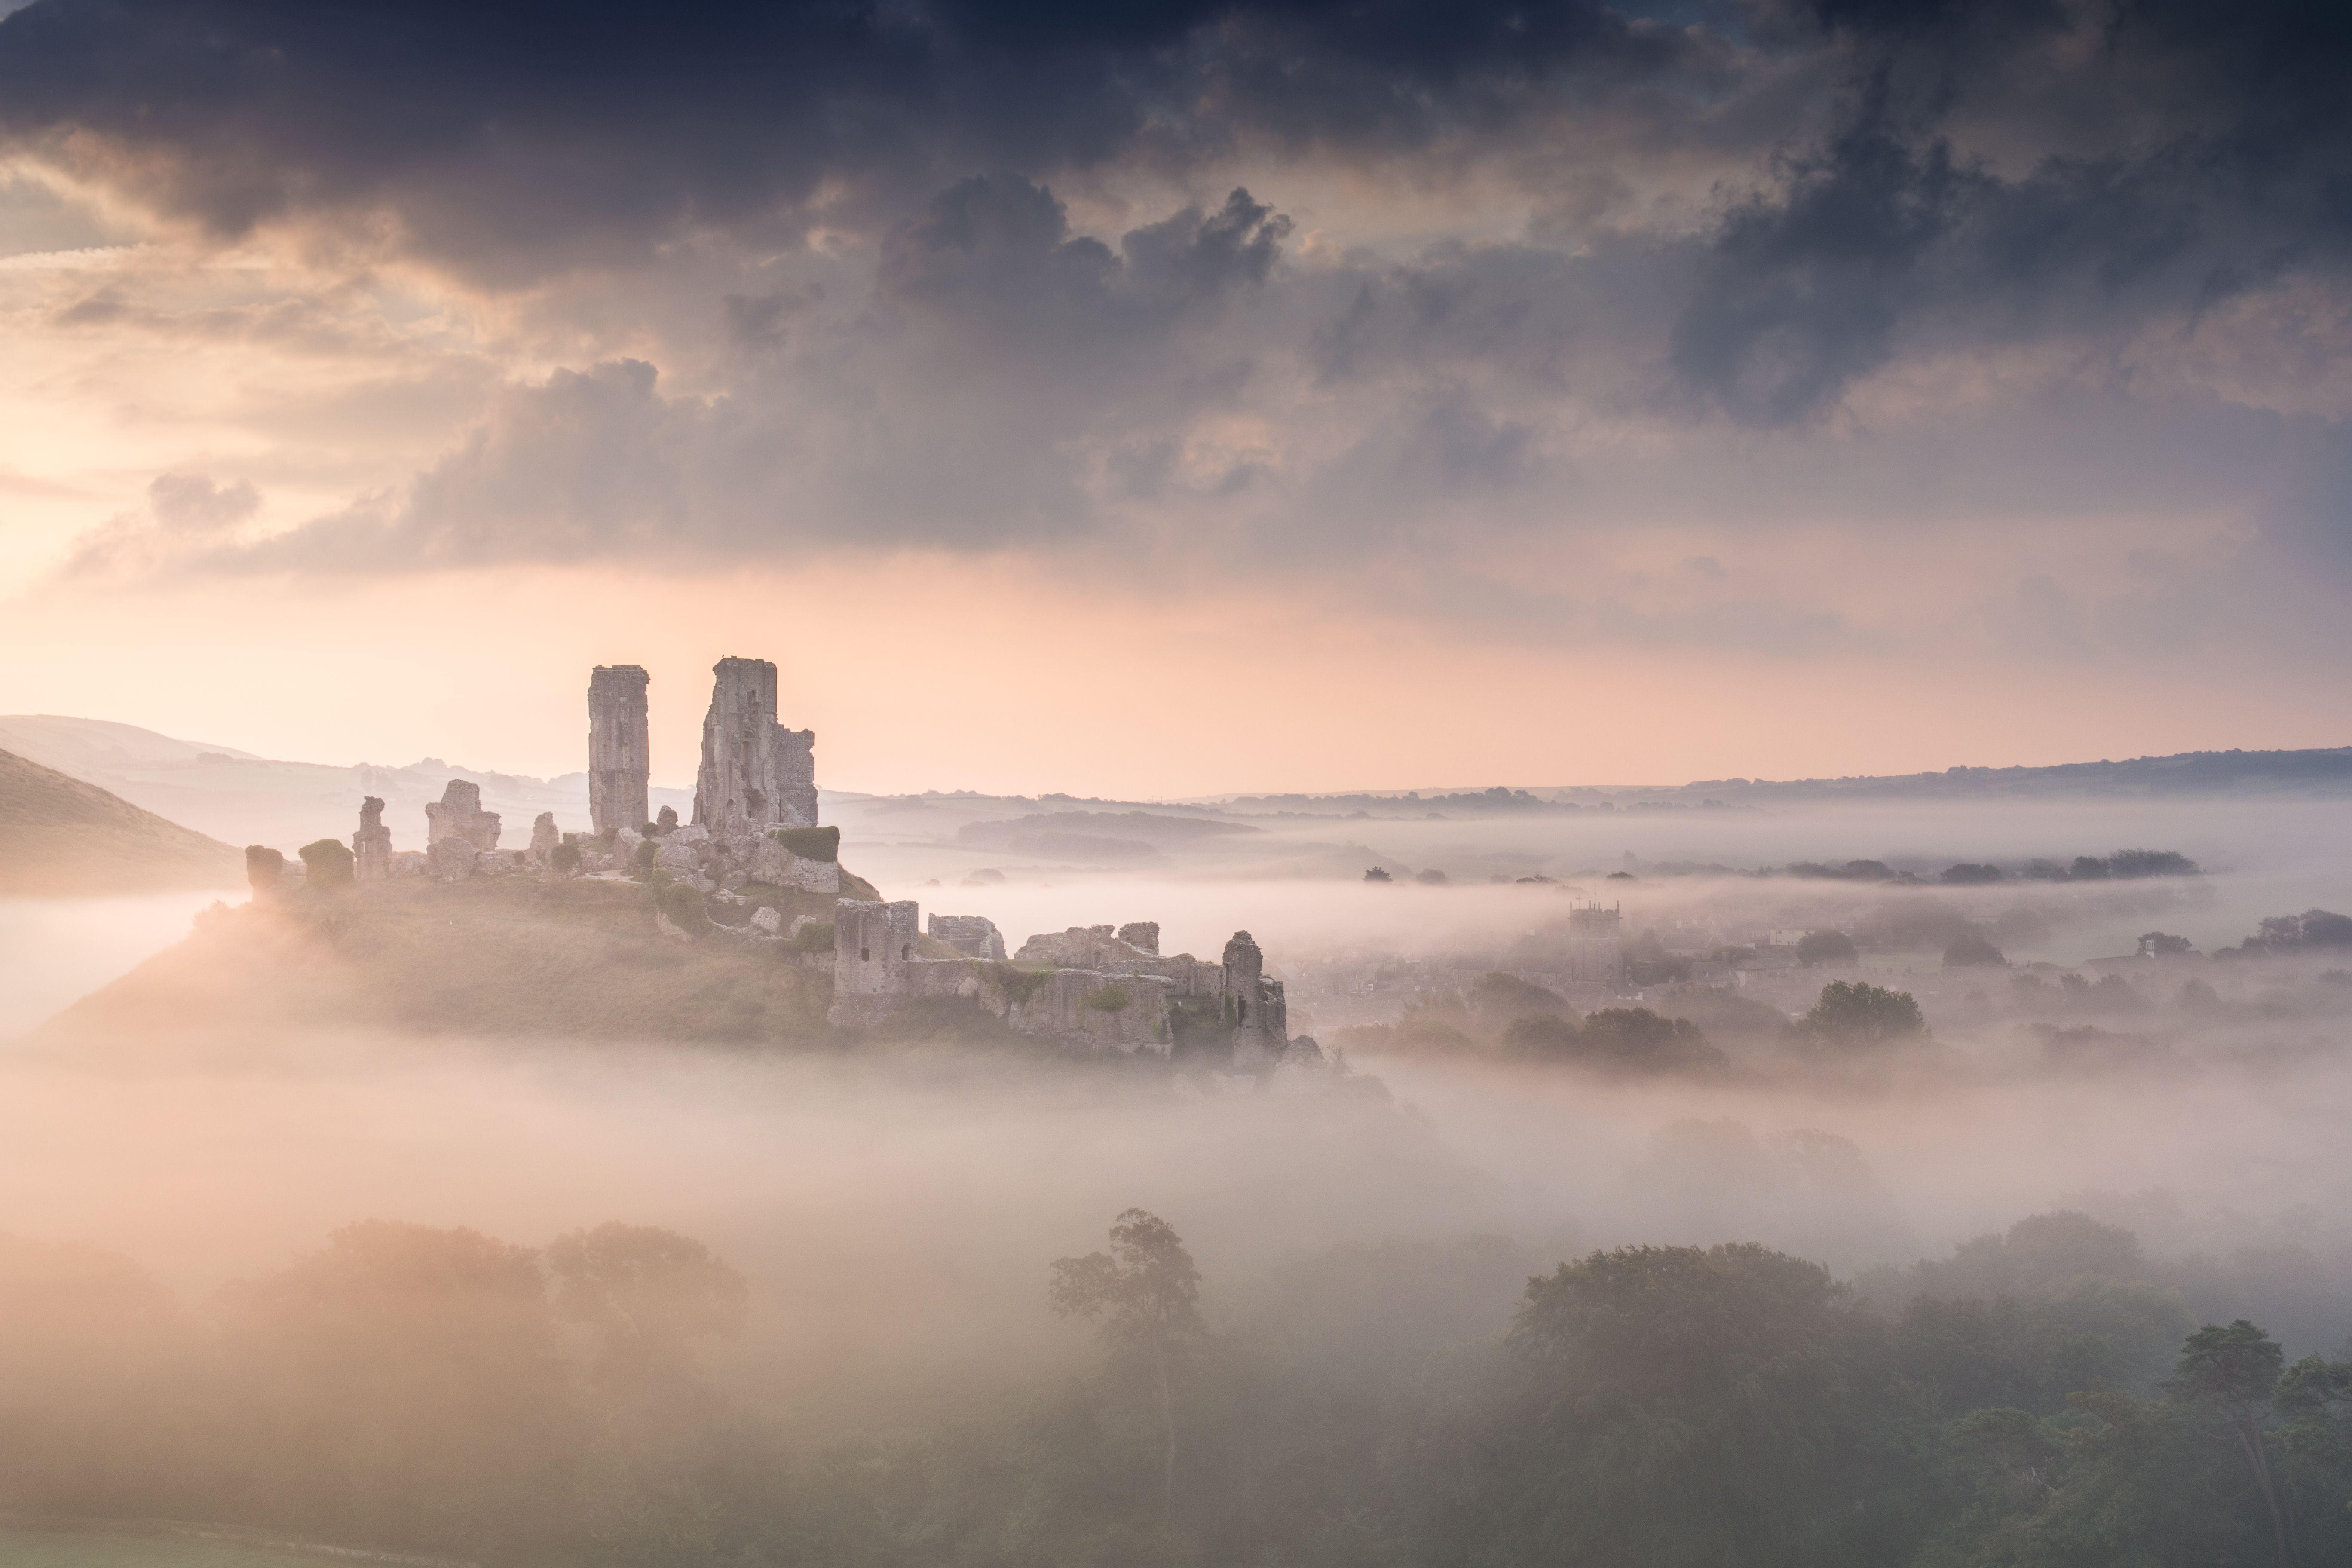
[12,0,2352,677]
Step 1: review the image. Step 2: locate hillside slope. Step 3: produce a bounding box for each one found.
[0,746,244,896]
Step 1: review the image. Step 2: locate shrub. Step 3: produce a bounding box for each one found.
[631,839,657,878]
[654,882,711,936]
[772,826,841,862]
[549,842,581,876]
[1940,863,2003,884]
[1083,985,1133,1013]
[1363,867,1393,882]
[793,919,835,953]
[297,838,355,888]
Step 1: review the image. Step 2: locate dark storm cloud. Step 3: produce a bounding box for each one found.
[15,0,2352,643]
[0,0,1694,279]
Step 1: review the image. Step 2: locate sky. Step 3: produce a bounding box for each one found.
[0,0,2347,797]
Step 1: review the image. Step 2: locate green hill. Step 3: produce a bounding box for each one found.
[0,747,244,896]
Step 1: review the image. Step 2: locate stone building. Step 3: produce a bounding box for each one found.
[352,796,392,881]
[588,664,650,834]
[694,657,817,831]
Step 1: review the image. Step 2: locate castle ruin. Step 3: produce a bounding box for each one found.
[588,664,650,834]
[352,796,391,882]
[695,657,816,832]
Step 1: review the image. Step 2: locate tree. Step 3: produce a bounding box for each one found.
[217,1222,572,1556]
[1796,929,1858,966]
[1799,981,1928,1049]
[1943,929,2006,968]
[545,1223,746,1381]
[1488,1244,1892,1564]
[1049,1209,1204,1522]
[2174,1320,2297,1567]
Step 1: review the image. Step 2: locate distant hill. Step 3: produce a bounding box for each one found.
[0,746,244,896]
[0,714,693,851]
[1205,747,2352,815]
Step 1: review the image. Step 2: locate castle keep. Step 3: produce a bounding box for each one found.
[695,657,817,831]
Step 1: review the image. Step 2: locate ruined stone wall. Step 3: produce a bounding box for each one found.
[693,657,817,831]
[996,969,1170,1055]
[833,899,920,999]
[929,914,1007,960]
[352,796,392,882]
[424,780,501,853]
[588,664,650,834]
[1014,925,1221,997]
[1224,929,1288,1068]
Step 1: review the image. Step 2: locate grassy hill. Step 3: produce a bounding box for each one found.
[43,873,849,1047]
[0,1524,338,1567]
[0,747,244,897]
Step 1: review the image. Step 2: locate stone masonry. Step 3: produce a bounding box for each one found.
[694,657,817,831]
[352,796,392,882]
[588,664,651,834]
[424,779,502,853]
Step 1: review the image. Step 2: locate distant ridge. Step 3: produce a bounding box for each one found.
[1209,747,2352,815]
[0,746,245,895]
[1665,746,2352,804]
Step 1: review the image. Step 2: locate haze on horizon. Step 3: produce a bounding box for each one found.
[1,0,2349,796]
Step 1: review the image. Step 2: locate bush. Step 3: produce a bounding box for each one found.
[772,825,840,862]
[1941,863,2003,884]
[631,839,657,878]
[793,919,835,953]
[1082,985,1132,1013]
[2107,848,2199,878]
[1363,867,1393,882]
[297,838,354,888]
[549,842,581,876]
[1798,980,1927,1048]
[1795,929,1858,966]
[654,881,711,936]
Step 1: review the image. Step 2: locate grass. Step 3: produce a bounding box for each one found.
[47,872,854,1047]
[0,1524,345,1568]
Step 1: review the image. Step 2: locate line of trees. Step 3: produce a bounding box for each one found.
[3,1209,2348,1566]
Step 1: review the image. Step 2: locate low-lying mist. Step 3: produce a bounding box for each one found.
[7,786,2350,1564]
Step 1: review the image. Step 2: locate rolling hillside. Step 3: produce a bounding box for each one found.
[0,746,244,896]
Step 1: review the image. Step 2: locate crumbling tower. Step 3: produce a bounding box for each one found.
[352,796,392,881]
[1223,929,1288,1068]
[693,656,817,831]
[588,664,651,834]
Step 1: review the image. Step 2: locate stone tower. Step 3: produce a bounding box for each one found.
[693,656,817,830]
[352,795,392,881]
[588,664,650,835]
[1223,929,1288,1068]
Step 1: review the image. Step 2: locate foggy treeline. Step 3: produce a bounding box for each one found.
[6,1192,2350,1568]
